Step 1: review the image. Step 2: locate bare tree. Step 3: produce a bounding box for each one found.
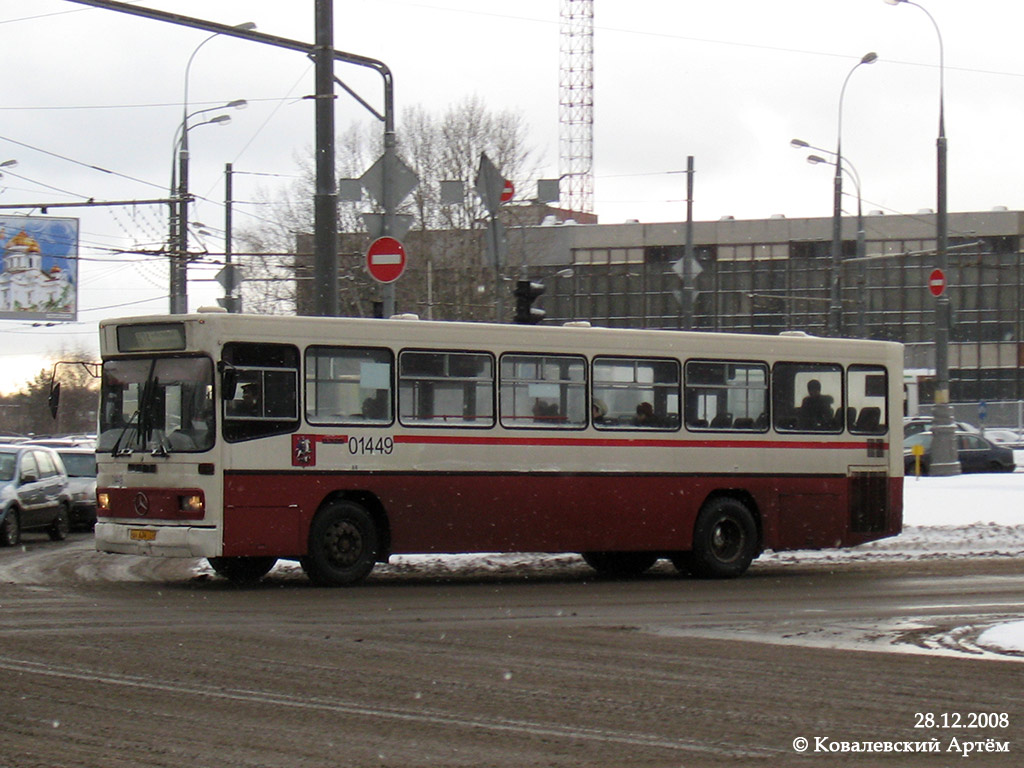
[0,351,99,437]
[235,96,541,318]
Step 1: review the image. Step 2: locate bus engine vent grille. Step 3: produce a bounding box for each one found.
[849,470,888,533]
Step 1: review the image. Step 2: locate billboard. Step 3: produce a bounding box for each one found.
[0,215,78,321]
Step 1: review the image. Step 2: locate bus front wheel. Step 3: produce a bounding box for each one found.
[208,556,277,585]
[687,497,758,579]
[301,500,379,587]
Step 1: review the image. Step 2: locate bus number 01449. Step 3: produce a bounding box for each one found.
[347,436,395,455]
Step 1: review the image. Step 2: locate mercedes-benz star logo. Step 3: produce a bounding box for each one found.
[132,492,151,517]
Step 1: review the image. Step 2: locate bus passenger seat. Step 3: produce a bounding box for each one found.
[854,406,881,432]
[709,412,733,429]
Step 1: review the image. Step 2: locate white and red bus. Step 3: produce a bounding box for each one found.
[94,309,903,586]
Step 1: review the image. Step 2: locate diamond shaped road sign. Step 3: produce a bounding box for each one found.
[359,154,419,209]
[475,152,505,215]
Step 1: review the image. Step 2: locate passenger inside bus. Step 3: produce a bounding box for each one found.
[361,390,389,421]
[633,402,655,426]
[240,383,262,416]
[798,379,834,429]
[533,400,561,423]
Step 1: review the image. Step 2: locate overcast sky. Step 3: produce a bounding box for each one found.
[1,0,1022,395]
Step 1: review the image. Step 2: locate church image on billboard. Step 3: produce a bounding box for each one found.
[0,215,78,321]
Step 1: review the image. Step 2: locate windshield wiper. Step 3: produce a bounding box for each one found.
[110,410,140,457]
[151,433,171,458]
[112,360,157,458]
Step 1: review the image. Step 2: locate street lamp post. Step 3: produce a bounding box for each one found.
[828,52,877,337]
[884,0,959,474]
[170,22,254,316]
[803,150,869,337]
[169,104,244,314]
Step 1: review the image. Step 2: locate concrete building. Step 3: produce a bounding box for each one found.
[293,208,1024,414]
[518,209,1023,409]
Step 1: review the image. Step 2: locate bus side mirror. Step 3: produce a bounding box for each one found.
[48,383,61,420]
[222,368,237,401]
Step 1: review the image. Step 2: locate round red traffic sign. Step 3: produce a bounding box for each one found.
[928,268,946,297]
[365,236,407,284]
[500,179,515,203]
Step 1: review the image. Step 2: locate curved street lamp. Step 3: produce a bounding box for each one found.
[170,22,255,315]
[0,159,17,183]
[806,150,870,337]
[828,51,877,337]
[883,0,959,474]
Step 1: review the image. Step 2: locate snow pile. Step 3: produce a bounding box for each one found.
[903,471,1022,527]
[977,621,1024,654]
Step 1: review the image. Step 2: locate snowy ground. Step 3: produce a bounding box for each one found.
[207,450,1024,655]
[776,459,1024,657]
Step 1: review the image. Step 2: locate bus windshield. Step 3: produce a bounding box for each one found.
[98,356,215,454]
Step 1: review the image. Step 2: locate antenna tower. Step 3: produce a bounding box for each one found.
[559,0,594,215]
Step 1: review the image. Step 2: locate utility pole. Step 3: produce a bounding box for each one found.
[683,155,695,330]
[312,0,338,317]
[66,0,394,320]
[218,162,241,313]
[173,131,189,314]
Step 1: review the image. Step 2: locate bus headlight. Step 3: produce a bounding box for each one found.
[179,494,205,514]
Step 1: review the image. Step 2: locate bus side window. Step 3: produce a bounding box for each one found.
[306,346,393,426]
[500,353,586,429]
[684,360,768,432]
[772,362,843,433]
[222,342,300,443]
[592,357,679,430]
[398,351,494,427]
[848,365,888,435]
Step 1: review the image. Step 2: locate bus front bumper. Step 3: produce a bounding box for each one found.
[94,522,221,559]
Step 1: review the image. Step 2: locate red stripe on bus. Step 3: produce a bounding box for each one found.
[392,434,885,451]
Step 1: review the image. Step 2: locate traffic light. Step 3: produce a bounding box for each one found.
[513,280,546,325]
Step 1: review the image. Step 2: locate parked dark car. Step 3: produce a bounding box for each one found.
[0,444,72,545]
[904,431,1017,475]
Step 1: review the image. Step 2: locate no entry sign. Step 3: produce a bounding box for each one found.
[365,236,407,284]
[928,268,946,297]
[500,179,515,203]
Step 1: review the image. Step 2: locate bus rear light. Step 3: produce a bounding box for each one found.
[97,492,111,513]
[179,494,205,515]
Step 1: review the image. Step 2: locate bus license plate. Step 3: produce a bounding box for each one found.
[129,529,156,541]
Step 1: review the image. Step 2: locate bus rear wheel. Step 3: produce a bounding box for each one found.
[688,497,758,579]
[581,551,658,578]
[208,556,277,585]
[301,500,379,587]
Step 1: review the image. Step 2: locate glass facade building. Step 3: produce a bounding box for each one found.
[521,210,1024,405]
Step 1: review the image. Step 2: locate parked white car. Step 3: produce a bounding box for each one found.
[0,444,72,545]
[49,446,97,531]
